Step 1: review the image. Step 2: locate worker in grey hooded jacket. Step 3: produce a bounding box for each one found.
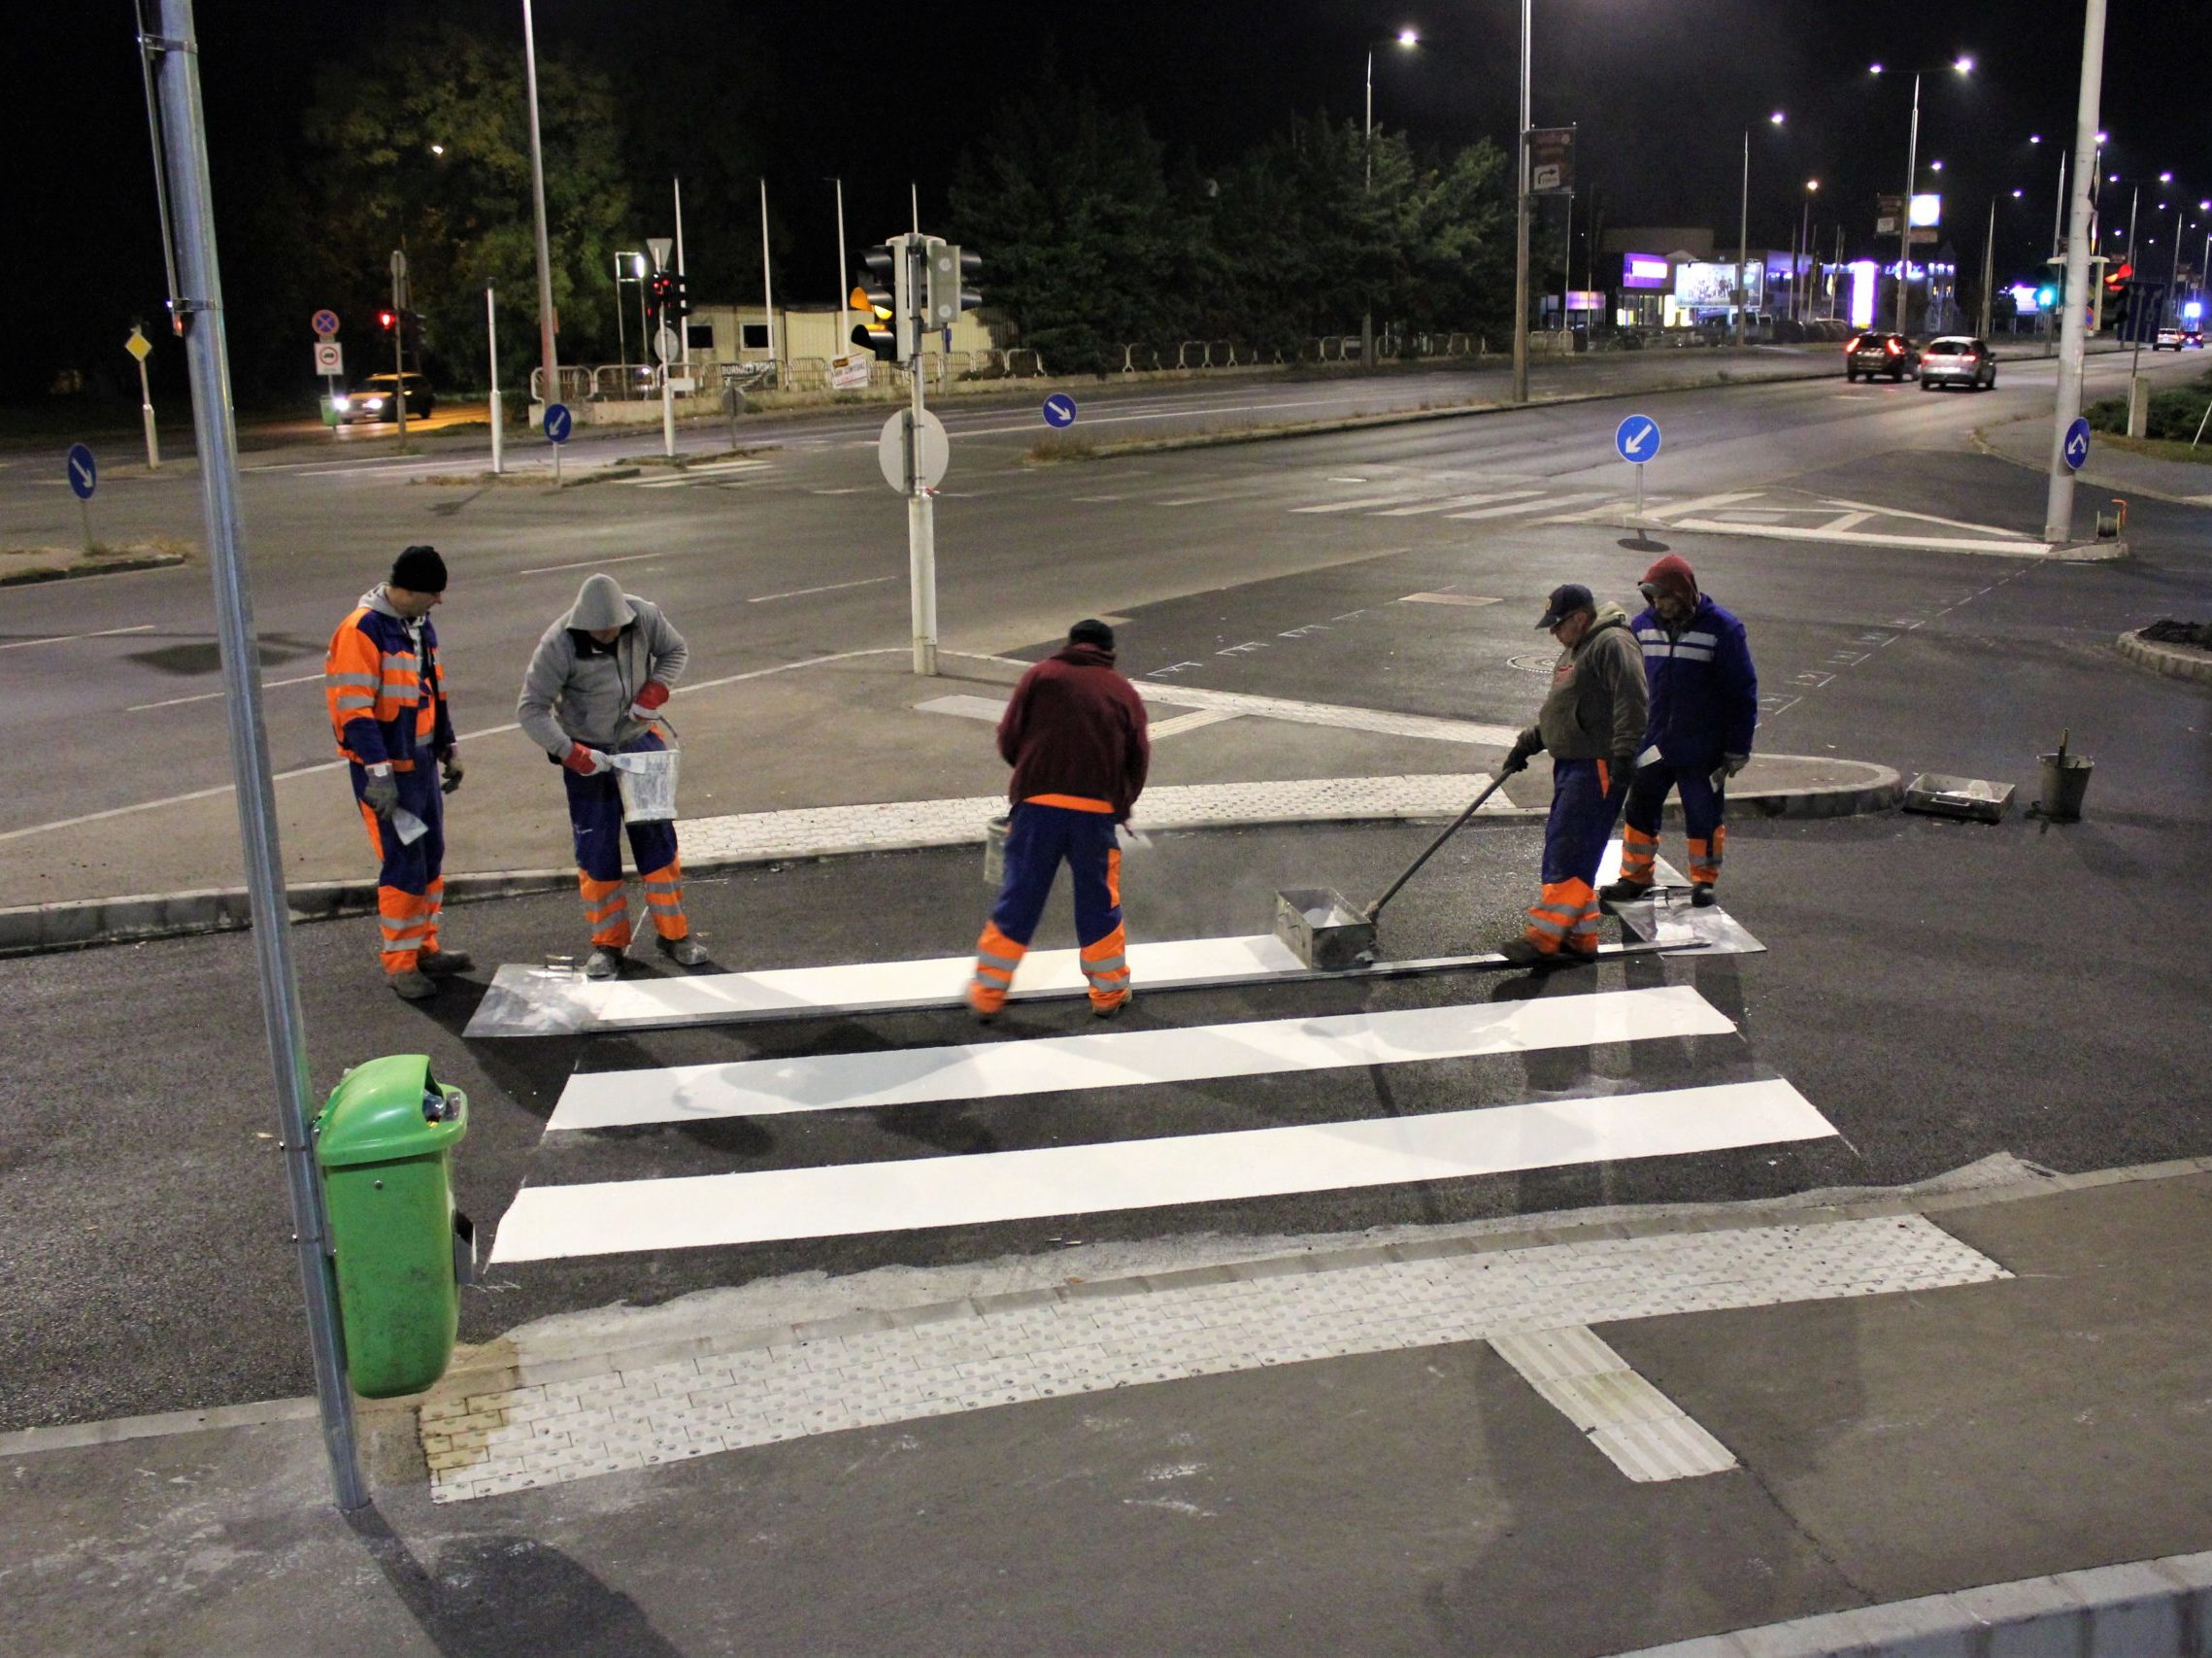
[518,573,709,976]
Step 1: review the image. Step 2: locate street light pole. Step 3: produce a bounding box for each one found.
[1979,196,1997,338]
[1511,0,1531,404]
[1896,71,1922,333]
[613,253,627,379]
[1733,128,1750,348]
[1363,48,1374,369]
[521,0,559,416]
[2043,0,2107,544]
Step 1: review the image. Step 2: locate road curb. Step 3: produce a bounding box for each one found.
[2117,627,2212,685]
[0,552,187,588]
[0,764,1899,958]
[1606,1552,2212,1657]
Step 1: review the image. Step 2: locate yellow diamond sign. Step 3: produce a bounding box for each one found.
[124,327,152,362]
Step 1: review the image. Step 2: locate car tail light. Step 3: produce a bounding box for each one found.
[1885,340,1902,355]
[1961,352,1978,362]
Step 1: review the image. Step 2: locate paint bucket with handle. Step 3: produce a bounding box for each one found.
[2034,728,2093,823]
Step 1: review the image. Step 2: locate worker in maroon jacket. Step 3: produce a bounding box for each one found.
[970,619,1152,1022]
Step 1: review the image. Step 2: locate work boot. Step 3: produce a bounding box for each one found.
[388,968,437,1001]
[416,947,474,978]
[656,934,712,968]
[1496,939,1567,967]
[584,946,624,980]
[1691,883,1718,908]
[1091,992,1134,1020]
[1598,878,1653,904]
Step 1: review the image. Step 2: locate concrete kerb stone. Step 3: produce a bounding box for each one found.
[2117,627,2212,686]
[0,762,1901,957]
[1610,1551,2212,1657]
[0,552,189,588]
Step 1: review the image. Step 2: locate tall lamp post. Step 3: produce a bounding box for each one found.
[521,0,558,414]
[1980,189,2024,338]
[1797,180,1819,323]
[1733,112,1783,349]
[1363,27,1421,368]
[1872,55,1973,335]
[2043,0,2106,544]
[1511,0,1532,403]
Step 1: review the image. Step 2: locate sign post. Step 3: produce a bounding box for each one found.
[1614,413,1661,524]
[311,309,341,438]
[544,400,573,486]
[388,250,409,445]
[66,442,97,553]
[655,323,678,458]
[486,285,503,476]
[125,327,159,468]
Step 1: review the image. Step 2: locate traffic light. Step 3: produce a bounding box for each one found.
[2034,284,2060,310]
[646,269,680,327]
[2104,259,2133,294]
[851,241,914,363]
[922,241,982,329]
[378,308,398,333]
[2112,282,2133,333]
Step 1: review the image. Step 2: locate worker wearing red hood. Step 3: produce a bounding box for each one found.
[1604,554,1760,907]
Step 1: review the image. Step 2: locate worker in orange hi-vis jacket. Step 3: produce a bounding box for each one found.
[323,544,471,999]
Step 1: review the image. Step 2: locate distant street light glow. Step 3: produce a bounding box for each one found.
[1953,54,1974,73]
[1396,27,1419,46]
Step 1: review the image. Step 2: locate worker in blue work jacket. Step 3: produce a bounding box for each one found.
[1600,553,1759,908]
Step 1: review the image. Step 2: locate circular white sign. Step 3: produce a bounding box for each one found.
[314,341,344,375]
[878,409,949,493]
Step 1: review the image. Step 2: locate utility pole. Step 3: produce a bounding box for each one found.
[1980,197,1997,338]
[1734,129,1750,347]
[673,176,688,372]
[1896,72,1923,334]
[139,0,366,1512]
[759,180,777,389]
[521,0,558,417]
[389,249,408,446]
[2044,0,2107,545]
[1511,0,1531,403]
[486,284,503,476]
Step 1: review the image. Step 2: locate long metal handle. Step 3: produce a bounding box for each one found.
[1364,771,1515,923]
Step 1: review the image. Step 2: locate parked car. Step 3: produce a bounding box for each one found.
[2152,325,2205,351]
[1844,331,1918,381]
[1917,335,1996,391]
[333,373,435,423]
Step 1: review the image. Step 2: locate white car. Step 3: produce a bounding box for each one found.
[1917,336,1995,391]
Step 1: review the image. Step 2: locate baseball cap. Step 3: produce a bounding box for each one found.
[1535,582,1594,629]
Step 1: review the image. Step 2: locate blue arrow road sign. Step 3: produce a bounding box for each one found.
[2062,416,2091,472]
[65,444,97,500]
[1614,414,1660,464]
[544,403,573,444]
[1042,394,1078,429]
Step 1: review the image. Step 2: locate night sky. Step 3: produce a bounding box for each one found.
[17,1,2207,401]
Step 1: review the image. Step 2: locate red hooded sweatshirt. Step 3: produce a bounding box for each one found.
[995,643,1152,819]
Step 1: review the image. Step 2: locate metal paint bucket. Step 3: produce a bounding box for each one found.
[2036,753,2093,822]
[983,815,1010,888]
[613,748,680,823]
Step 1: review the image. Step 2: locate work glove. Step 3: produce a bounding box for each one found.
[439,753,465,795]
[1500,734,1539,776]
[362,763,399,819]
[629,680,671,722]
[563,742,612,776]
[1610,752,1639,786]
[1722,753,1751,778]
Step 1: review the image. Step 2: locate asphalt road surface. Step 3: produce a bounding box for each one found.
[0,348,2206,1431]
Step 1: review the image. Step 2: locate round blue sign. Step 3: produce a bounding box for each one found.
[2061,416,2092,472]
[1042,394,1078,429]
[543,403,573,444]
[65,444,97,501]
[1614,414,1660,464]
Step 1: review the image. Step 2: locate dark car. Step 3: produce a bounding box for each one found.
[1845,331,1918,382]
[333,372,435,423]
[1917,335,1996,391]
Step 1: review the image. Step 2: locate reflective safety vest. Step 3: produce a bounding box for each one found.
[325,600,452,770]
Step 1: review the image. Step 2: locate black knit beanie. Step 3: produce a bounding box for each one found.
[1068,618,1114,650]
[389,544,448,593]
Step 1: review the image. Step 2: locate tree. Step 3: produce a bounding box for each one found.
[288,21,631,389]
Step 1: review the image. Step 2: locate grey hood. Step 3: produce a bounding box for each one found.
[567,573,636,632]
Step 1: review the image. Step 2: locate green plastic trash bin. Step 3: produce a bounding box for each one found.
[315,1055,472,1399]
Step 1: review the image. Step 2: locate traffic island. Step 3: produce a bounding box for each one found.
[0,540,189,587]
[2117,623,2212,685]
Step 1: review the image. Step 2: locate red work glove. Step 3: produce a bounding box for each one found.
[629,680,670,722]
[563,742,611,775]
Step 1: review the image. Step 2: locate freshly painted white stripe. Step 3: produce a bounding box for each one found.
[1398,592,1502,608]
[1147,707,1240,738]
[126,671,324,713]
[1490,1325,1736,1481]
[748,575,894,604]
[547,985,1738,1132]
[1374,491,1543,517]
[1821,510,1877,532]
[1290,493,1439,514]
[518,551,666,576]
[1669,519,2051,556]
[490,1077,1835,1261]
[1446,493,1596,521]
[1539,498,1636,524]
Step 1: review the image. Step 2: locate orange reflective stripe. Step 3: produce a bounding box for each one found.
[1596,760,1611,794]
[1106,846,1123,908]
[1021,793,1114,813]
[1622,826,1659,847]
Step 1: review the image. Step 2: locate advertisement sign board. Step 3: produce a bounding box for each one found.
[1621,254,1671,289]
[1673,261,1763,308]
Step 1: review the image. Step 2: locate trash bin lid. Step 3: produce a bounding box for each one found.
[316,1054,468,1167]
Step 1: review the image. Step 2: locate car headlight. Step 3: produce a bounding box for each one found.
[333,396,351,409]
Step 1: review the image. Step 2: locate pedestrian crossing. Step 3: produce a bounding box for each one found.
[627,457,774,490]
[1077,468,1656,527]
[482,942,1833,1269]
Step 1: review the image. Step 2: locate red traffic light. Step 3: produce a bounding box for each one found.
[377,309,398,331]
[2104,261,2133,292]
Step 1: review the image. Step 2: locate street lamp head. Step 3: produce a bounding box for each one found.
[632,254,646,277]
[1806,179,1820,192]
[1395,27,1420,47]
[2029,134,2041,145]
[429,143,446,156]
[2011,188,2024,198]
[1930,159,1944,172]
[1769,110,1785,125]
[2159,171,2173,184]
[2095,130,2108,144]
[1868,61,1884,75]
[1953,54,1973,74]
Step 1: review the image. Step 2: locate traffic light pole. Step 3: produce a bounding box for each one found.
[142,0,367,1512]
[1510,0,1531,404]
[389,251,408,447]
[2042,0,2106,544]
[906,237,938,677]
